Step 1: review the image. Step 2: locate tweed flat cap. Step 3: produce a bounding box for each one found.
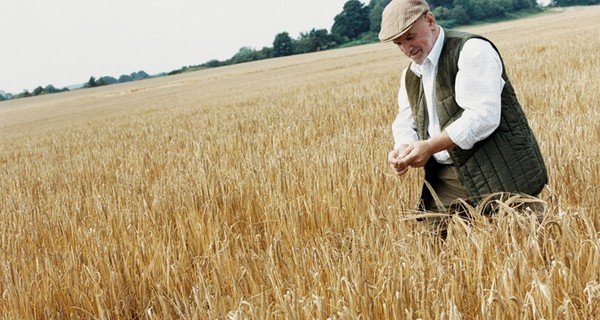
[379,0,430,42]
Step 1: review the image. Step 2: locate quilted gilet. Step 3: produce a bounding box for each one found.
[404,29,548,203]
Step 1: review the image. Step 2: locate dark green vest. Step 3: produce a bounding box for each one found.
[405,29,548,204]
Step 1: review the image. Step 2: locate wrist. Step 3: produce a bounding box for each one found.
[428,131,455,154]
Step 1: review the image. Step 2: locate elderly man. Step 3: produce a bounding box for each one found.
[381,0,548,216]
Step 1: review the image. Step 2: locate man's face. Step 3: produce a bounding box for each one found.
[392,13,438,65]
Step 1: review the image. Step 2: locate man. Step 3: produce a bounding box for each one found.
[381,0,548,214]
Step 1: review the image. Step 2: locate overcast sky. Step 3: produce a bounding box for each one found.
[0,0,350,94]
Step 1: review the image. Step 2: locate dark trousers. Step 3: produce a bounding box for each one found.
[423,162,469,212]
[419,160,545,237]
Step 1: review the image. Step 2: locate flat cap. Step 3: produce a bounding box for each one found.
[378,0,430,43]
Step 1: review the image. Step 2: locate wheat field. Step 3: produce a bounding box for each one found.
[1,6,599,319]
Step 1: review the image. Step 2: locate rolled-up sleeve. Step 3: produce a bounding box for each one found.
[392,68,419,150]
[444,39,505,150]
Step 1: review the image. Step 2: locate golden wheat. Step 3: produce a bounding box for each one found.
[1,6,599,319]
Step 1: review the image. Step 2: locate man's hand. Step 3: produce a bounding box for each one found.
[401,140,434,168]
[391,131,457,171]
[388,144,412,177]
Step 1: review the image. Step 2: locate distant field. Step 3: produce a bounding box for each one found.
[1,6,599,319]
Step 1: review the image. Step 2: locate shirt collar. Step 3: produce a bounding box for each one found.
[410,27,445,77]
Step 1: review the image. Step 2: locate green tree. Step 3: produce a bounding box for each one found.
[293,29,337,54]
[99,76,118,85]
[368,0,391,33]
[513,0,538,10]
[331,0,371,40]
[119,74,133,83]
[43,85,68,94]
[432,6,455,26]
[449,4,471,24]
[84,76,97,88]
[131,71,150,80]
[203,59,224,68]
[553,0,599,5]
[95,78,108,87]
[32,86,44,96]
[230,47,264,64]
[457,0,487,21]
[482,0,508,18]
[14,90,31,99]
[44,85,58,94]
[258,46,273,59]
[273,32,294,57]
[429,0,455,7]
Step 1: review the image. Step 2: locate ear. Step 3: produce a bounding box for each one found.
[425,12,437,27]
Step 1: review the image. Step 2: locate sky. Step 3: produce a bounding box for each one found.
[0,0,350,94]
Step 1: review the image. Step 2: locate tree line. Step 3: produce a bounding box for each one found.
[83,71,151,88]
[0,71,153,101]
[167,0,550,74]
[1,0,597,102]
[1,85,70,101]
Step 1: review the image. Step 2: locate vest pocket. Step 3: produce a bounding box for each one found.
[437,95,463,130]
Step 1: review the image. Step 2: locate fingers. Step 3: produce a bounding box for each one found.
[389,142,430,173]
[388,148,410,177]
[400,149,415,166]
[401,141,431,168]
[389,159,405,174]
[388,149,399,163]
[398,145,413,158]
[390,164,408,177]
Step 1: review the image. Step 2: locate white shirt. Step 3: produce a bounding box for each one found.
[391,28,505,164]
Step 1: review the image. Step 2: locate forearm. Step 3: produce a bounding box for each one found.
[399,131,456,168]
[426,130,456,155]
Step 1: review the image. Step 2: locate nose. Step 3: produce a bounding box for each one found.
[396,41,410,55]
